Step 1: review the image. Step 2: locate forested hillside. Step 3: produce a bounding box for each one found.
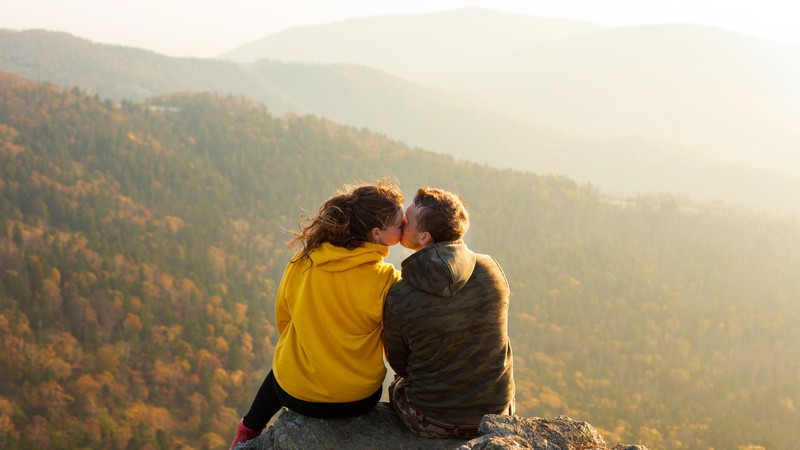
[1,73,798,449]
[4,29,800,213]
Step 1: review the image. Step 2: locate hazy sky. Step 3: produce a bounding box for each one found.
[3,0,798,57]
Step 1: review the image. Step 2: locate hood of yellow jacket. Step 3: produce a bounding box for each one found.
[309,242,390,272]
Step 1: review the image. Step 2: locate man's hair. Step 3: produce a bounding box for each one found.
[413,187,470,243]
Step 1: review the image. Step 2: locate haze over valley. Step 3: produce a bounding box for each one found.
[222,9,800,186]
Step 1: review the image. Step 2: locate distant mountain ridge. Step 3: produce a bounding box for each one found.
[2,27,800,213]
[447,24,800,178]
[0,29,300,112]
[220,8,605,86]
[225,10,800,182]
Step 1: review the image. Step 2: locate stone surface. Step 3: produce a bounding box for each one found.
[237,403,464,450]
[236,403,650,450]
[465,415,607,450]
[453,435,535,449]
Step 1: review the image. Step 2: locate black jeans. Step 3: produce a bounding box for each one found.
[243,369,382,430]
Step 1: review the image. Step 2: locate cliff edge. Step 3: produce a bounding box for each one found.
[235,402,649,450]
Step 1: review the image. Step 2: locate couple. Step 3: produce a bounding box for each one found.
[230,180,514,448]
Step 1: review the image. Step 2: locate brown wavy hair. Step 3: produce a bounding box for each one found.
[289,179,404,261]
[413,187,470,243]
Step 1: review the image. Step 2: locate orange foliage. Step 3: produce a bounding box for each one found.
[0,397,18,438]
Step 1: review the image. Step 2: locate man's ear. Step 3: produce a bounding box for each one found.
[420,231,432,245]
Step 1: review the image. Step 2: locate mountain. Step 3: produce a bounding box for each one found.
[220,8,604,86]
[0,29,301,112]
[448,24,800,179]
[224,13,800,181]
[3,29,800,213]
[2,72,800,449]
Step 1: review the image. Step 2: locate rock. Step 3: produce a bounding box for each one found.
[453,435,535,449]
[237,403,464,450]
[236,403,650,450]
[457,415,606,450]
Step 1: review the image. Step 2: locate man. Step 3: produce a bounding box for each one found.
[383,187,515,439]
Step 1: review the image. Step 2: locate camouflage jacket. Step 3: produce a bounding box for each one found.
[383,240,515,425]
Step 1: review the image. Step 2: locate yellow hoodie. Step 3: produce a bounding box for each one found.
[272,242,400,402]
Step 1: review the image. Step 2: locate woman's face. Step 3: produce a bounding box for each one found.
[374,207,405,246]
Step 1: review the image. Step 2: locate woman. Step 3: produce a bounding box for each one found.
[230,180,405,449]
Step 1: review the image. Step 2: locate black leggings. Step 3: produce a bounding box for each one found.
[242,370,382,430]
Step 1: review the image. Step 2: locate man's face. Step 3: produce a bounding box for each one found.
[400,202,429,251]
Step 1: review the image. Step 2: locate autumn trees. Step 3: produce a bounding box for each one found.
[1,73,798,449]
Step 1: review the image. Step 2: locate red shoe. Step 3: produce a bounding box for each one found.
[229,418,263,449]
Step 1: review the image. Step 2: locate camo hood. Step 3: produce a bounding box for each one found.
[399,240,476,298]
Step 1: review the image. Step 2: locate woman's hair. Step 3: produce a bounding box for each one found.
[413,187,470,243]
[289,179,404,261]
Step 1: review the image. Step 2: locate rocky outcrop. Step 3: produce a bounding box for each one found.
[457,414,606,449]
[236,402,649,450]
[456,414,648,450]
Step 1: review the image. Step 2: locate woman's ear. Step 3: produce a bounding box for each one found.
[371,227,381,244]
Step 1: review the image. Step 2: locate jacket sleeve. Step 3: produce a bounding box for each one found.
[382,284,409,378]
